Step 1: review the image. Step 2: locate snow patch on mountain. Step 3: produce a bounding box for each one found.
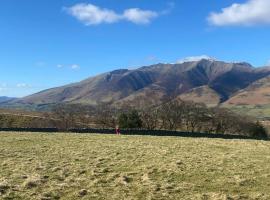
[176,55,216,64]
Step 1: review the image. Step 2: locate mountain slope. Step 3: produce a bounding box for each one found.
[224,75,270,106]
[177,86,221,106]
[0,97,16,104]
[3,59,270,109]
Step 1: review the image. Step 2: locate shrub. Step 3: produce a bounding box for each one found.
[249,121,268,139]
[118,110,142,129]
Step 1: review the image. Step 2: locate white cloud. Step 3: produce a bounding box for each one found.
[66,3,161,25]
[56,64,80,70]
[208,0,270,26]
[176,55,216,64]
[66,3,121,25]
[123,8,158,24]
[16,83,31,88]
[267,60,270,66]
[71,64,80,70]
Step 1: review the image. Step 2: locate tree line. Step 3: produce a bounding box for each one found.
[50,99,268,138]
[0,99,267,138]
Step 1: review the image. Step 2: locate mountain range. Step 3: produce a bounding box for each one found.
[2,59,270,112]
[0,96,16,104]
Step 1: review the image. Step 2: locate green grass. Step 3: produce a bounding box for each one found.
[1,132,270,199]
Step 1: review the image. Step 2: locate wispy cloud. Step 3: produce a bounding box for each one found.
[56,64,80,70]
[123,8,158,25]
[35,61,46,67]
[16,83,31,88]
[66,3,121,25]
[0,83,43,97]
[161,2,175,15]
[176,55,216,64]
[71,64,80,70]
[0,83,8,93]
[65,3,172,25]
[208,0,270,26]
[0,88,7,92]
[57,64,63,68]
[0,83,8,88]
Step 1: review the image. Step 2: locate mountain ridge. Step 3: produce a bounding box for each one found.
[2,59,270,110]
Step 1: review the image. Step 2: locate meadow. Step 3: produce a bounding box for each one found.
[1,132,270,200]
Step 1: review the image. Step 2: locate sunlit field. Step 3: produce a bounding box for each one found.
[1,132,270,200]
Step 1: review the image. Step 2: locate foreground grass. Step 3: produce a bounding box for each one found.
[1,133,270,200]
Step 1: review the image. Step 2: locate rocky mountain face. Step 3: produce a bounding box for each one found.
[2,59,270,109]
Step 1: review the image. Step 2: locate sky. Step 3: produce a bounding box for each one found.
[1,0,270,97]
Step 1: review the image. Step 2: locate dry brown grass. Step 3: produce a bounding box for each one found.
[0,132,270,199]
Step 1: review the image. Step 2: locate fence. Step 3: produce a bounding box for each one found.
[0,127,266,140]
[0,128,58,132]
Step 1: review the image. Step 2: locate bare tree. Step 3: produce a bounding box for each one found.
[94,103,117,128]
[52,105,77,130]
[182,102,209,133]
[140,107,159,130]
[157,99,185,131]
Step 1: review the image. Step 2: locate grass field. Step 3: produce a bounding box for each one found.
[1,132,270,200]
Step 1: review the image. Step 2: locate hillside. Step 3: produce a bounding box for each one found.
[222,75,270,119]
[2,59,270,110]
[177,85,221,106]
[0,109,59,128]
[224,75,270,106]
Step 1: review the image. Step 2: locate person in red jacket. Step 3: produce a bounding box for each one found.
[116,126,120,135]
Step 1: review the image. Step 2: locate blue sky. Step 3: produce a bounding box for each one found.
[1,0,270,97]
